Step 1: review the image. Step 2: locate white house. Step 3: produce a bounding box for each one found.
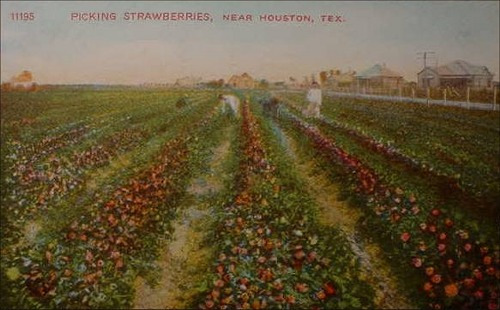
[417,60,494,89]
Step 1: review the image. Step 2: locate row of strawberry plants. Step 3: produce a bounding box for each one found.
[1,129,147,246]
[280,97,499,237]
[1,94,214,246]
[282,91,500,134]
[37,96,220,242]
[5,124,90,170]
[281,93,499,229]
[326,97,499,202]
[0,96,216,264]
[195,98,373,309]
[3,90,210,164]
[1,90,210,195]
[274,103,499,309]
[1,93,207,265]
[282,91,500,204]
[0,123,90,253]
[279,92,499,205]
[0,91,213,257]
[280,98,496,227]
[3,100,227,309]
[1,89,211,144]
[8,93,207,192]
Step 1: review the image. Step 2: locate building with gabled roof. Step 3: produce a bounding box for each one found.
[417,60,494,89]
[355,64,403,89]
[227,73,255,89]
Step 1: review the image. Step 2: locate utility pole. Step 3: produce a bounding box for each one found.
[417,51,436,88]
[417,51,435,68]
[494,87,497,111]
[466,87,470,109]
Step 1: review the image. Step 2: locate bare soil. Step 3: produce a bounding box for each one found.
[133,129,232,309]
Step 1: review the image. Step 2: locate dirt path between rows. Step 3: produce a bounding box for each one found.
[276,122,413,309]
[133,127,232,309]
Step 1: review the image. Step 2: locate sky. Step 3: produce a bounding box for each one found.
[1,1,499,84]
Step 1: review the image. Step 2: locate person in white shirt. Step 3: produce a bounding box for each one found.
[305,81,322,118]
[219,94,240,117]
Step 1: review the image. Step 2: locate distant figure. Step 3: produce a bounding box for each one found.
[220,94,240,117]
[304,81,322,118]
[262,96,280,118]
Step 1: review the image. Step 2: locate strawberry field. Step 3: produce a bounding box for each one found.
[1,87,498,309]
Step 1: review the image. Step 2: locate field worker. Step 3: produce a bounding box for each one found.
[228,95,240,116]
[220,95,240,118]
[306,81,322,118]
[218,94,226,114]
[262,96,279,118]
[270,97,280,118]
[276,100,284,119]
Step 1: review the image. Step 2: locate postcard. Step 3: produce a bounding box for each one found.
[1,1,499,309]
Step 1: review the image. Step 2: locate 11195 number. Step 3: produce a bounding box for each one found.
[10,12,35,21]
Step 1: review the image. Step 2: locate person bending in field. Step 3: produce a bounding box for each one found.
[219,94,240,118]
[262,96,280,118]
[304,81,322,118]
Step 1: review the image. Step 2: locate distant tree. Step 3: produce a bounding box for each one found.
[319,71,328,85]
[1,82,12,92]
[207,79,224,88]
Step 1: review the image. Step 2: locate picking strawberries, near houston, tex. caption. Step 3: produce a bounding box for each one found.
[68,12,346,23]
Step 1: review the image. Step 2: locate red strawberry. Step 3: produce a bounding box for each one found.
[431,209,441,217]
[323,282,336,295]
[400,232,411,242]
[295,283,309,293]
